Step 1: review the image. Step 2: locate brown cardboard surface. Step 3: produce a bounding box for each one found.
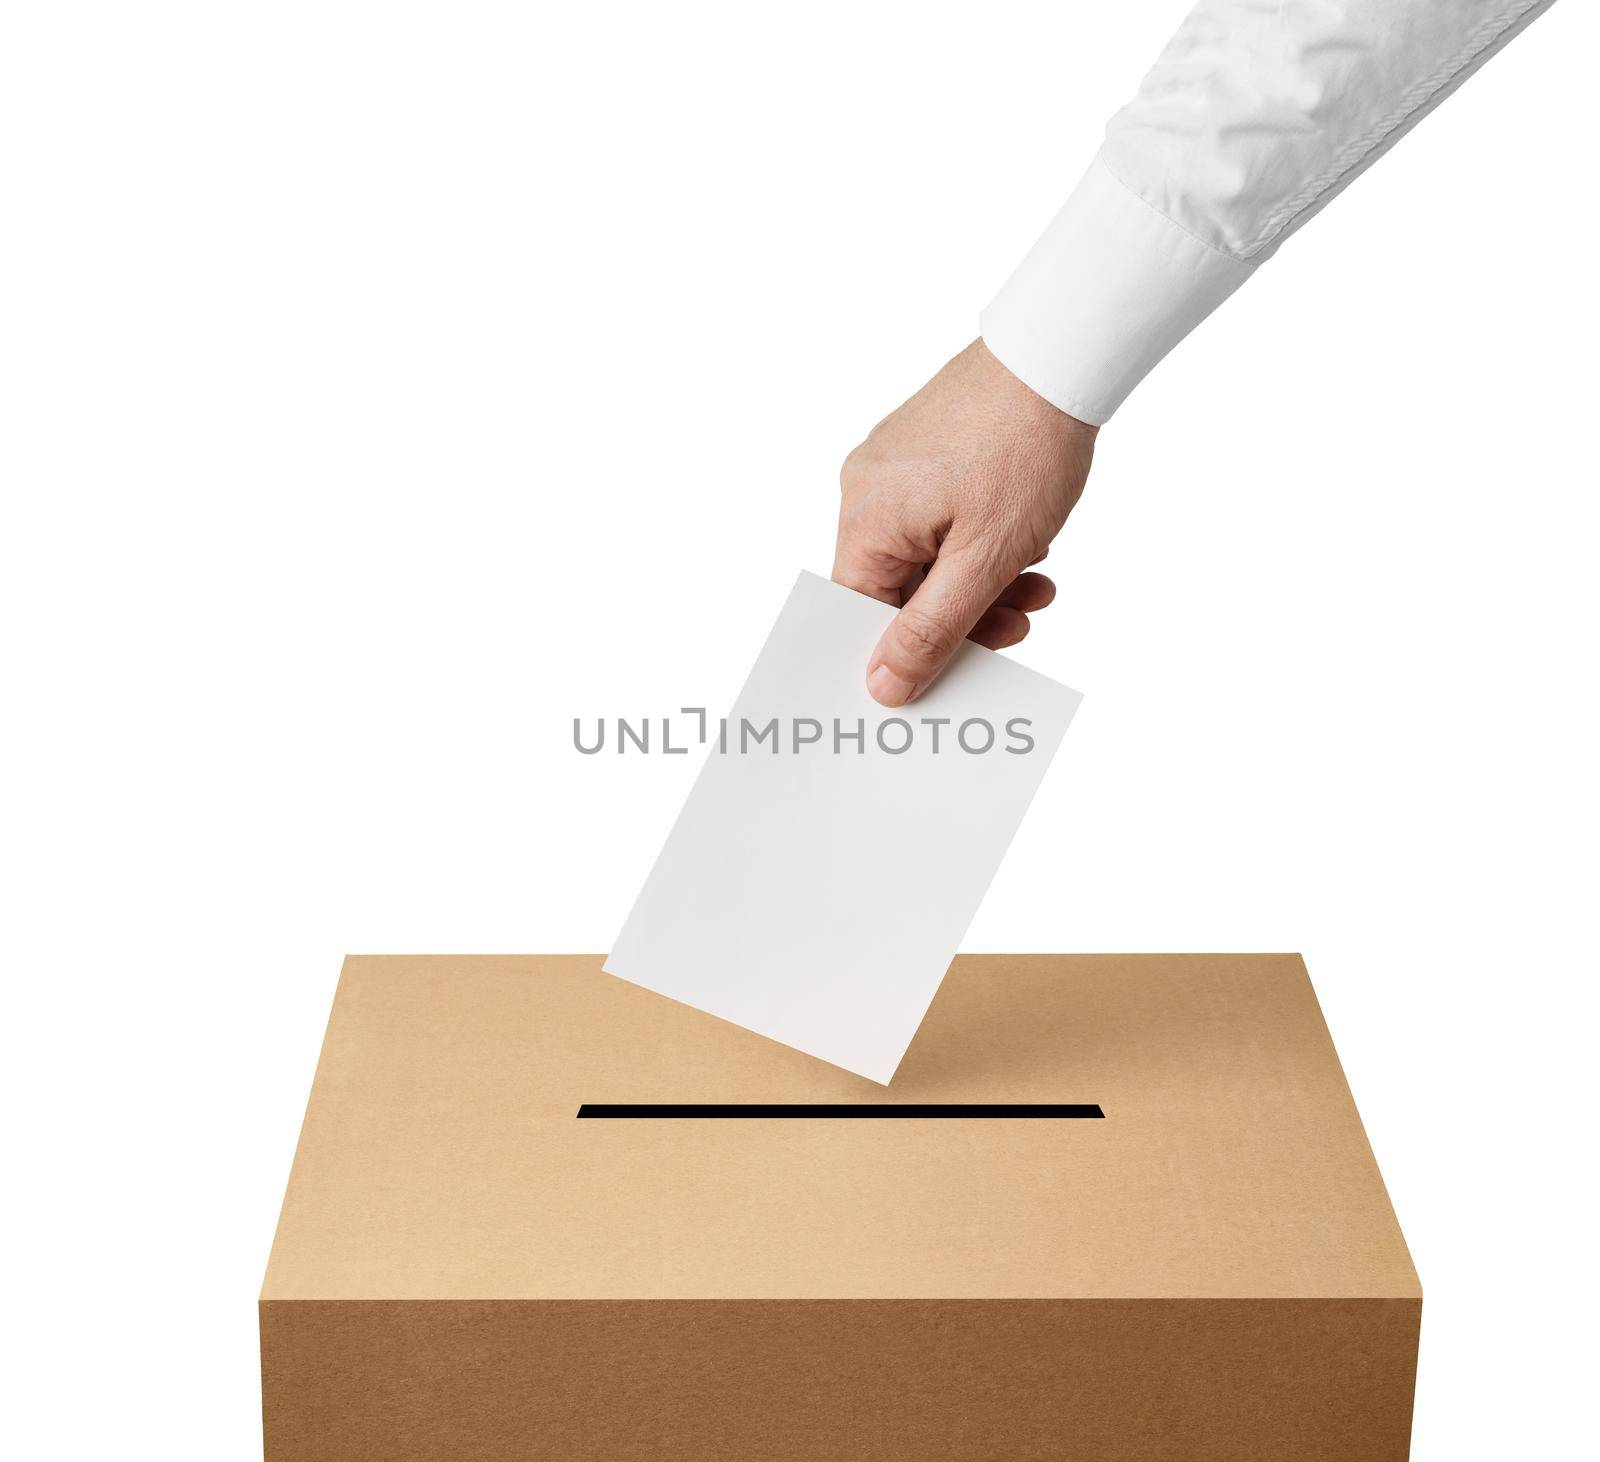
[261,954,1420,1459]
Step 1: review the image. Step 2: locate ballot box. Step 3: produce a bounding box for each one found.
[261,954,1419,1460]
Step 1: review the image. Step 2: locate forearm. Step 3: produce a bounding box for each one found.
[981,0,1559,424]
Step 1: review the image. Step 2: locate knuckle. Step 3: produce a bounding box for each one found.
[839,445,870,494]
[893,610,957,669]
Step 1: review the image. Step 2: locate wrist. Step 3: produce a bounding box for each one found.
[970,337,1097,443]
[980,154,1253,426]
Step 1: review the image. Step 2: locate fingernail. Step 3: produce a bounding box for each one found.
[868,664,915,707]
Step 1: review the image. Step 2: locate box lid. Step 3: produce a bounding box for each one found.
[262,954,1417,1301]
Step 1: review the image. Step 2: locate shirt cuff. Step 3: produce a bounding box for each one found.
[979,152,1257,425]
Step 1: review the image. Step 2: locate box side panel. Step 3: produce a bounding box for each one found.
[262,1297,1419,1461]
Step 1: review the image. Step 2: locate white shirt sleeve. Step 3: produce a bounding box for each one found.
[980,0,1558,425]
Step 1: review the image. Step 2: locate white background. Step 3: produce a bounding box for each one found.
[2,2,1594,1455]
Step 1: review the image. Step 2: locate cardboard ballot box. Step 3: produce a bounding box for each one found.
[261,954,1420,1460]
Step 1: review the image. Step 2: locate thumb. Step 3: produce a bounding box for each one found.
[866,546,1009,707]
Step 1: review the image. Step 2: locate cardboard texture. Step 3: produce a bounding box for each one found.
[261,954,1420,1460]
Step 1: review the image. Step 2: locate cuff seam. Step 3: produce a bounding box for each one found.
[1095,154,1257,274]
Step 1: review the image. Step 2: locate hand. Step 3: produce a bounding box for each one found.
[833,339,1097,707]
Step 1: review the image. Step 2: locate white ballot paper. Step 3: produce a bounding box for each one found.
[605,571,1082,1083]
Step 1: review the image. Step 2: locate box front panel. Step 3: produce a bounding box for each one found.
[261,1297,1419,1461]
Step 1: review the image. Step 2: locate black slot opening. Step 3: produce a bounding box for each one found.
[575,1103,1103,1119]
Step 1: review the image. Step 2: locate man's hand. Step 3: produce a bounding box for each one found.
[833,339,1097,707]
